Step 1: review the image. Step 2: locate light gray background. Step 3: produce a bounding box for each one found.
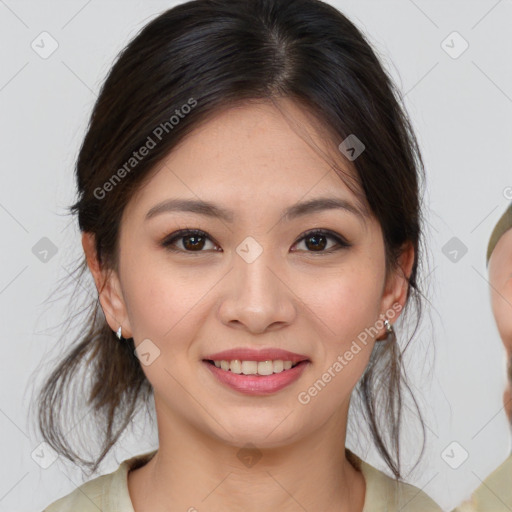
[1,1,511,510]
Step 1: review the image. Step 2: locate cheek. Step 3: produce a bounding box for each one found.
[294,269,383,410]
[291,267,384,394]
[297,265,384,341]
[120,255,216,342]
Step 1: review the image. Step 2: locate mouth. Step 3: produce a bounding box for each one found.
[203,358,308,376]
[202,358,310,395]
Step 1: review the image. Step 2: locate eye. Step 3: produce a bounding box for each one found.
[291,229,350,254]
[161,229,220,253]
[160,228,350,254]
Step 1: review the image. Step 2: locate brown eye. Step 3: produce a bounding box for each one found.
[182,234,206,251]
[292,229,350,254]
[161,229,219,253]
[304,233,328,251]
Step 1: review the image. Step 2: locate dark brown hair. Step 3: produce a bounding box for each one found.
[32,0,427,479]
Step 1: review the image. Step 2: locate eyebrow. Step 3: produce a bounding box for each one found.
[145,196,366,223]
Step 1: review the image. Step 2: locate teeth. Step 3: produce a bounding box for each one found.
[273,360,284,372]
[242,360,258,375]
[211,359,299,375]
[230,360,242,374]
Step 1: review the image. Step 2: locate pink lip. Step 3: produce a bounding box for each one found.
[204,360,310,395]
[203,348,309,363]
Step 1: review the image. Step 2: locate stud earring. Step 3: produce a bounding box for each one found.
[116,326,122,340]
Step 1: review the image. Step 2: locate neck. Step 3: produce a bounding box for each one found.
[128,398,366,512]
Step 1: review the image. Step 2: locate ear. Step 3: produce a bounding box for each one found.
[379,242,415,326]
[81,232,132,338]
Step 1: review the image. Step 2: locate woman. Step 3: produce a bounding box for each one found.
[38,0,441,510]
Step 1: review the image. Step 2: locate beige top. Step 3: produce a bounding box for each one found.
[43,448,442,511]
[452,452,512,512]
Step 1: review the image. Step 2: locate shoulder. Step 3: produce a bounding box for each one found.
[476,451,512,494]
[347,449,443,512]
[42,450,157,512]
[462,452,512,512]
[42,472,115,512]
[451,499,477,512]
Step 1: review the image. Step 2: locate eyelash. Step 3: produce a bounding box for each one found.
[160,228,351,255]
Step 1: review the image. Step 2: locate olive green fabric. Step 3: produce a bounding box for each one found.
[452,453,512,512]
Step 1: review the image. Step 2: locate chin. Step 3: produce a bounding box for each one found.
[217,420,304,449]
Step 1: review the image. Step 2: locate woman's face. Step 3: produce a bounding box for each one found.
[489,229,512,354]
[488,228,512,422]
[90,99,411,447]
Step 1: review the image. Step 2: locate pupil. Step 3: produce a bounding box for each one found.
[184,235,204,250]
[306,234,326,251]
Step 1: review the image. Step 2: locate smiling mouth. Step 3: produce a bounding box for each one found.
[203,359,307,376]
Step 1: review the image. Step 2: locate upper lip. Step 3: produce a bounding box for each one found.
[204,348,310,363]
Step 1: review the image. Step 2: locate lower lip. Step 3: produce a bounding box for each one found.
[203,360,309,395]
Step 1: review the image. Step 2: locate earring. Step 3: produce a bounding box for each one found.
[116,326,122,340]
[376,318,395,342]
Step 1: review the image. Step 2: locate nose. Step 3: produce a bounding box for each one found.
[217,247,297,334]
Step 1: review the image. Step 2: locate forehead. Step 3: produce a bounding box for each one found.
[128,99,367,218]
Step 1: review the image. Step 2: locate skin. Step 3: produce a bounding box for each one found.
[82,98,414,512]
[488,228,512,423]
